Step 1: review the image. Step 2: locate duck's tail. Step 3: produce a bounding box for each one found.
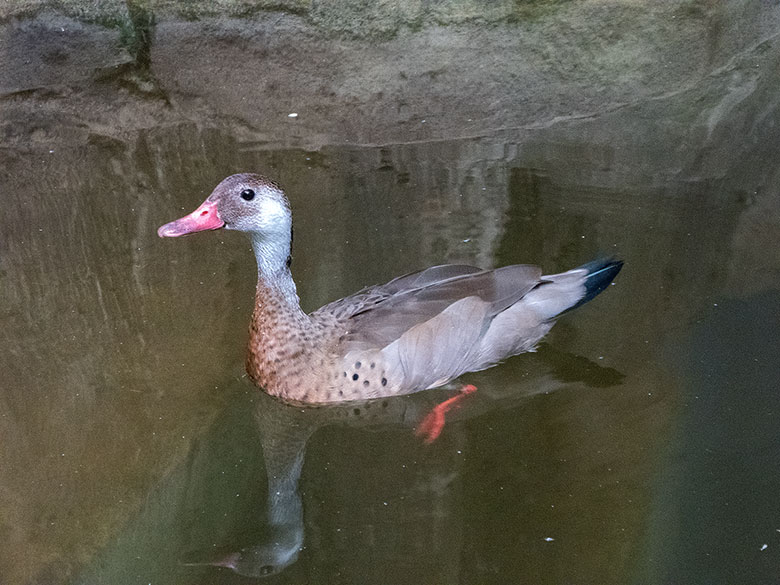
[524,258,623,321]
[567,258,624,313]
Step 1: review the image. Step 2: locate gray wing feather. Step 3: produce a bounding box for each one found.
[381,296,492,391]
[313,264,483,321]
[338,264,543,350]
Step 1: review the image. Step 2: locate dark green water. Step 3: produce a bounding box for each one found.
[1,8,779,585]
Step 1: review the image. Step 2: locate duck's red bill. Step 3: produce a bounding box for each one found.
[158,200,225,237]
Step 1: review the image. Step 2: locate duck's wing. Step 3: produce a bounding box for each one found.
[313,264,485,322]
[314,260,620,395]
[338,264,543,349]
[322,264,542,393]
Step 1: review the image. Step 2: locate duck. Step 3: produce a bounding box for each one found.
[158,173,622,405]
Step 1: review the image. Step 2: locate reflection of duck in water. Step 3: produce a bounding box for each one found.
[158,173,622,407]
[184,422,307,577]
[183,388,421,577]
[183,346,623,578]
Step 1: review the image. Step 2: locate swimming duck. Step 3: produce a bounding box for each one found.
[158,173,622,404]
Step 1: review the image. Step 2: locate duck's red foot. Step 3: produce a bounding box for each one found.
[415,384,477,444]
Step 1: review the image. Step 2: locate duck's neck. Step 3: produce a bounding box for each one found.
[246,233,311,397]
[250,234,299,306]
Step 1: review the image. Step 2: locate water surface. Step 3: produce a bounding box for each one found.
[1,5,779,584]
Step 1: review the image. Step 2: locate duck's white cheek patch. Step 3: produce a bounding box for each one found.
[259,199,285,220]
[253,199,290,232]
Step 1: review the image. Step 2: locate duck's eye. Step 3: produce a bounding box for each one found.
[240,188,255,201]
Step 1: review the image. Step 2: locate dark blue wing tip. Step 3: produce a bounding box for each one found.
[579,258,623,306]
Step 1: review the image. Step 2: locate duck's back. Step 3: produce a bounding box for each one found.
[307,262,584,402]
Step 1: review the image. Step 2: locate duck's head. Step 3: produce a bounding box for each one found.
[157,173,291,241]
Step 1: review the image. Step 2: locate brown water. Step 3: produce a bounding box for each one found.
[1,5,780,584]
